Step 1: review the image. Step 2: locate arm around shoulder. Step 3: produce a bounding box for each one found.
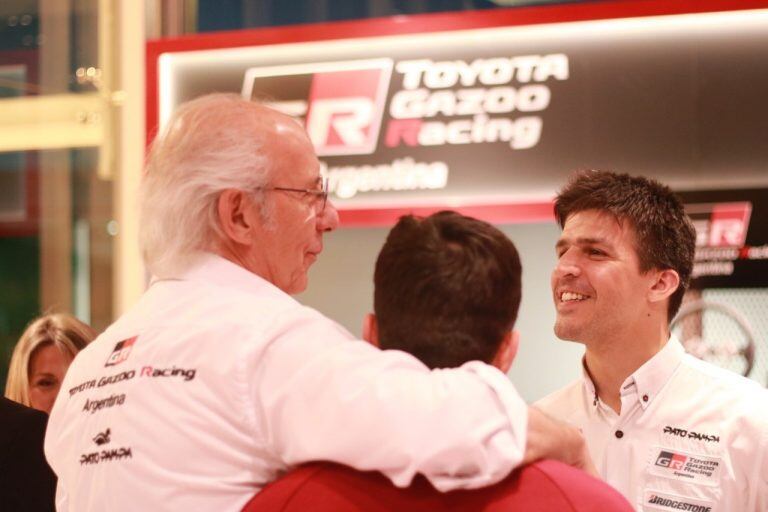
[250,312,530,491]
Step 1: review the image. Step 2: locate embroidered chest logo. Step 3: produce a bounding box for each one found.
[105,336,138,367]
[663,425,720,444]
[80,427,132,466]
[643,490,713,512]
[655,451,687,470]
[92,428,111,446]
[649,448,722,486]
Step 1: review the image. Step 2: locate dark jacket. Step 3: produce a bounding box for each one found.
[0,397,56,512]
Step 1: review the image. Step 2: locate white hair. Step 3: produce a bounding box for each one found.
[139,93,276,277]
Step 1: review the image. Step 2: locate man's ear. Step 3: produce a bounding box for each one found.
[648,269,680,306]
[362,313,379,348]
[217,189,256,245]
[492,330,520,374]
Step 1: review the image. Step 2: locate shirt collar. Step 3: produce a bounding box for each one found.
[626,336,685,410]
[580,361,600,408]
[580,336,685,411]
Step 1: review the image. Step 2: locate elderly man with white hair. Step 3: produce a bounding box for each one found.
[45,93,591,511]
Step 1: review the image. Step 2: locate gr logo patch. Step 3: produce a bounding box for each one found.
[655,450,687,470]
[242,59,393,156]
[105,336,137,367]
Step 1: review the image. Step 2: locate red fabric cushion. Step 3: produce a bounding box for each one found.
[244,460,633,511]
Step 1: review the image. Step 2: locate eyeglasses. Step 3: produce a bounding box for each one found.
[257,176,328,213]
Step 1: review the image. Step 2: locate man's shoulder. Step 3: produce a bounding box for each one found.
[676,356,768,427]
[125,275,319,334]
[678,355,766,397]
[534,379,583,418]
[95,277,352,364]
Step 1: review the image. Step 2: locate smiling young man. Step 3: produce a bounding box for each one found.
[536,170,768,511]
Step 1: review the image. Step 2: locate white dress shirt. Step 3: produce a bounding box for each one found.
[536,338,768,511]
[45,253,527,512]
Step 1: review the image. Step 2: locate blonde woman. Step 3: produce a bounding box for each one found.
[5,313,95,414]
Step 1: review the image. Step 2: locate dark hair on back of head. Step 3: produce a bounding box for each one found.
[554,170,696,321]
[373,210,522,369]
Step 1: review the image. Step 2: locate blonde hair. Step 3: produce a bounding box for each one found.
[4,313,96,407]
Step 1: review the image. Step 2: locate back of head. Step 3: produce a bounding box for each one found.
[139,93,283,277]
[373,211,522,369]
[554,170,696,321]
[5,313,95,406]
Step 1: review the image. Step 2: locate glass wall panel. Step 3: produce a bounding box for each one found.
[0,147,113,388]
[0,0,111,392]
[0,0,98,98]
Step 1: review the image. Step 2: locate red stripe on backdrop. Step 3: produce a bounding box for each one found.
[337,201,555,227]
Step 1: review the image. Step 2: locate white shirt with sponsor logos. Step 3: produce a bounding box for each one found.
[536,338,768,512]
[45,253,527,512]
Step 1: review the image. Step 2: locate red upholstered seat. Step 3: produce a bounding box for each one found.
[243,459,633,511]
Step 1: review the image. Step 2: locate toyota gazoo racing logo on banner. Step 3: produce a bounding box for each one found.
[242,54,569,200]
[686,202,753,278]
[384,55,568,151]
[242,59,393,157]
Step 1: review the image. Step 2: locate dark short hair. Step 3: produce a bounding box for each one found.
[554,170,696,321]
[373,211,522,369]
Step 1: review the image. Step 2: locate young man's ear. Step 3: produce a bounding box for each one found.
[648,269,680,306]
[491,330,520,374]
[362,313,380,348]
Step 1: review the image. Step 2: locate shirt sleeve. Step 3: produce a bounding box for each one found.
[248,308,528,492]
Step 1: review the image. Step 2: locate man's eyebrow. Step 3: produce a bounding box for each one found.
[555,237,610,250]
[578,237,608,245]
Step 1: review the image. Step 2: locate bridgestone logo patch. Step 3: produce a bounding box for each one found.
[643,490,713,512]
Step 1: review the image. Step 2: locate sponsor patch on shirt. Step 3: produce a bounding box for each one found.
[648,447,721,486]
[643,489,714,512]
[663,425,720,444]
[105,336,138,367]
[79,428,133,466]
